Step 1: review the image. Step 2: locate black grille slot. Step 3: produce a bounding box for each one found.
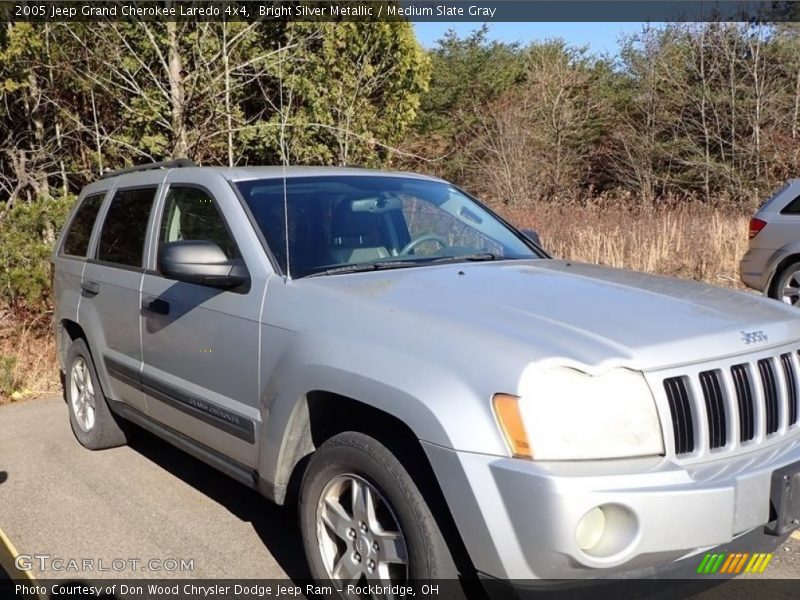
[731,364,755,442]
[664,377,694,454]
[784,354,799,427]
[699,370,727,448]
[758,358,780,435]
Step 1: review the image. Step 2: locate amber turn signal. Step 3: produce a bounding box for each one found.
[492,393,533,459]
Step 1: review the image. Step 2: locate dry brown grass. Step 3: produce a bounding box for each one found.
[498,203,750,290]
[0,203,752,404]
[0,310,59,404]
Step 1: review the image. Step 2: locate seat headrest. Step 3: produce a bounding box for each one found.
[331,200,383,244]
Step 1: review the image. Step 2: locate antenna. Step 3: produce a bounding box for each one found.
[279,46,291,280]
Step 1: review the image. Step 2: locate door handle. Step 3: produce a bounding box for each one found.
[80,280,100,296]
[142,298,170,315]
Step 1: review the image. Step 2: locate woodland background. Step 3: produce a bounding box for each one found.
[2,20,800,398]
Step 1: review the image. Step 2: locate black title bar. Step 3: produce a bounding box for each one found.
[4,1,800,23]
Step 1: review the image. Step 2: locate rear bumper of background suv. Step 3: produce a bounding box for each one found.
[422,436,800,580]
[740,246,776,292]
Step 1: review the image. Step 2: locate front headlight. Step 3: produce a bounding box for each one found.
[493,367,664,460]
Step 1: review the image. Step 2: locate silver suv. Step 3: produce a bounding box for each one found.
[741,179,800,305]
[53,160,800,591]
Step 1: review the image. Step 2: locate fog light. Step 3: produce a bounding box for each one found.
[576,506,605,551]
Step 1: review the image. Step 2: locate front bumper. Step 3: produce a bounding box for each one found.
[478,525,789,600]
[422,436,800,580]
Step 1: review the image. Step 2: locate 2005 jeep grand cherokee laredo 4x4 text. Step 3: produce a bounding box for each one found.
[52,160,800,593]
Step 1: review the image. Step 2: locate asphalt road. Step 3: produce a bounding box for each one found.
[0,396,797,589]
[0,395,303,580]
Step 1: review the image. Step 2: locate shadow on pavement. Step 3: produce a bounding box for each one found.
[127,427,310,581]
[0,471,7,485]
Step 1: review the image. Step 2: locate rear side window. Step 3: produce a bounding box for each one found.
[97,187,157,267]
[781,194,800,215]
[62,193,105,257]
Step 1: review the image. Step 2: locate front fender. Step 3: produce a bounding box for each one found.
[257,329,510,490]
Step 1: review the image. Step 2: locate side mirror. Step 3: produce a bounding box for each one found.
[160,240,249,289]
[520,228,542,247]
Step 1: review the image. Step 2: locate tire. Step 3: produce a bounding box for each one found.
[769,261,800,306]
[299,431,457,589]
[64,338,128,450]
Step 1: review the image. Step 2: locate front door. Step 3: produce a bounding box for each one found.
[139,173,264,468]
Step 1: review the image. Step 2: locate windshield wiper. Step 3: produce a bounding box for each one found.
[430,253,500,264]
[306,260,422,278]
[306,254,503,277]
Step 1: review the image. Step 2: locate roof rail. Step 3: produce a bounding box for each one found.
[99,158,196,180]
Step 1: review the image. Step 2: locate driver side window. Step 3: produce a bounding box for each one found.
[159,187,240,265]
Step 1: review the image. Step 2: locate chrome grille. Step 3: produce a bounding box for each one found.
[785,353,798,426]
[730,363,755,442]
[699,370,726,449]
[663,376,694,454]
[659,348,800,458]
[758,358,780,435]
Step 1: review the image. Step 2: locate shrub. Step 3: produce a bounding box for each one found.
[0,355,19,398]
[0,196,74,316]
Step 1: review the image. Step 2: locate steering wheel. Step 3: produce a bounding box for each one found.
[400,234,449,256]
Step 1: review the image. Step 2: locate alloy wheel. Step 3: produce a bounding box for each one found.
[69,357,96,432]
[316,474,408,583]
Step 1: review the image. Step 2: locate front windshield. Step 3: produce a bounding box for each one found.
[235,175,539,278]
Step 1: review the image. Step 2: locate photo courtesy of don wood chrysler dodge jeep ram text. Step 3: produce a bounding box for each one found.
[51,160,800,594]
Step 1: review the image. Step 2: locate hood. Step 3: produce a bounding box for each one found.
[305,259,800,371]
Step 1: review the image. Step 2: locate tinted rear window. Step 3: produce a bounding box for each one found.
[97,187,157,267]
[781,194,800,215]
[63,193,105,257]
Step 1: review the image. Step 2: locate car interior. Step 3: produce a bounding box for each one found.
[245,190,416,275]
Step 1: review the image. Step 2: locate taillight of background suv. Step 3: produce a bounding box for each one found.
[749,217,767,239]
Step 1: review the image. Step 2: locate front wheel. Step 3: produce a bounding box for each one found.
[299,432,456,589]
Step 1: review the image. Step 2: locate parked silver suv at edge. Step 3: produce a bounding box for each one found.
[53,160,800,593]
[741,179,800,305]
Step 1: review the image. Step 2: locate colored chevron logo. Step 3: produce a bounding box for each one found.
[696,552,774,574]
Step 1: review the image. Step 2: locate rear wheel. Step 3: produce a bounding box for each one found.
[65,339,128,450]
[769,261,800,306]
[299,432,457,590]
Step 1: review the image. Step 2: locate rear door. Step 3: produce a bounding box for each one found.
[139,170,268,468]
[53,188,108,372]
[79,173,164,413]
